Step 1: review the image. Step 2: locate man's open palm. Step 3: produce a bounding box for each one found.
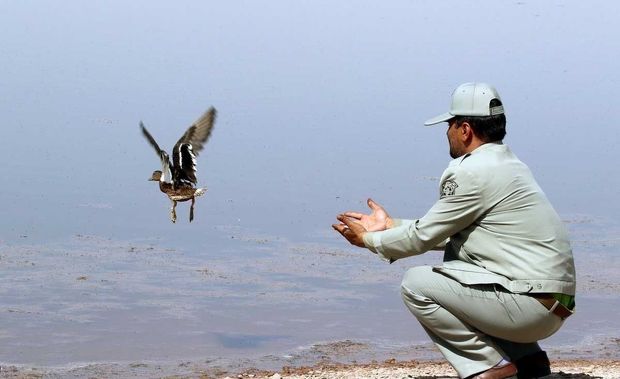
[344,198,393,232]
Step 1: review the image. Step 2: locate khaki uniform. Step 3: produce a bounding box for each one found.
[363,142,576,377]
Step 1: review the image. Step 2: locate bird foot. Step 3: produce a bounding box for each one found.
[189,198,195,222]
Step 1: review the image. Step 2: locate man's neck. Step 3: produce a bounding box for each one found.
[464,139,487,155]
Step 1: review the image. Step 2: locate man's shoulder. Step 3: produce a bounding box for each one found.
[457,143,523,170]
[442,143,526,189]
[440,159,483,196]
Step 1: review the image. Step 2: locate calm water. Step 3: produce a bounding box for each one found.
[1,0,619,375]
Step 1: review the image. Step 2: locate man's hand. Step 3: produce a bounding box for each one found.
[332,215,368,247]
[343,198,394,232]
[332,198,393,247]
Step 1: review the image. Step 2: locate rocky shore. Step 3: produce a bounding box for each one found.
[3,359,619,378]
[233,359,619,379]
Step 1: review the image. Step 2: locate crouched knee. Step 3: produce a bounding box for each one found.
[400,266,436,304]
[400,266,434,294]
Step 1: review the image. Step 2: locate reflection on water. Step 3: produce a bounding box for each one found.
[1,224,619,373]
[214,333,287,349]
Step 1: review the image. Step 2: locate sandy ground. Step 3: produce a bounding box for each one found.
[233,359,620,379]
[2,359,619,379]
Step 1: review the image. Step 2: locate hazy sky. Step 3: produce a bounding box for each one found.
[1,1,618,244]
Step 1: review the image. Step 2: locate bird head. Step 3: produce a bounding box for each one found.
[149,170,163,181]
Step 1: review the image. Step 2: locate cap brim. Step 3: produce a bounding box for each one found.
[424,112,453,126]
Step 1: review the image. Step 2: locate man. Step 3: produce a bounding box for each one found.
[332,83,576,379]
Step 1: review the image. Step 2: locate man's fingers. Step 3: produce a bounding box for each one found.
[332,223,347,233]
[332,222,353,243]
[333,215,367,247]
[367,198,382,211]
[337,214,352,226]
[335,215,346,226]
[338,215,364,232]
[343,211,364,219]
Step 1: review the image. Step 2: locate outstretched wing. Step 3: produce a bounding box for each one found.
[140,122,172,183]
[176,107,217,156]
[172,107,217,185]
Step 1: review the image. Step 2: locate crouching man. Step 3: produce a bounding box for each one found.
[333,83,575,379]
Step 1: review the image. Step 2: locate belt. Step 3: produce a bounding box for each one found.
[530,294,574,320]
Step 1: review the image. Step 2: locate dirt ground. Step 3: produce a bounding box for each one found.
[2,359,619,378]
[233,359,620,379]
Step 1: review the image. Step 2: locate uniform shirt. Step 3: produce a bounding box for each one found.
[363,142,576,295]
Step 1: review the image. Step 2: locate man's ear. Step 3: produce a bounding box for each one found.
[459,121,473,141]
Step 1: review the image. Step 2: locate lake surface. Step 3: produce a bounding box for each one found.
[1,1,619,377]
[2,219,619,377]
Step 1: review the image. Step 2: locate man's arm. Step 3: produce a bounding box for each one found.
[364,167,485,262]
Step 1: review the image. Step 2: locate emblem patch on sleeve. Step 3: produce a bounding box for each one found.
[440,179,459,198]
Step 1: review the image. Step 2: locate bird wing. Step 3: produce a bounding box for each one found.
[172,107,217,185]
[140,122,172,183]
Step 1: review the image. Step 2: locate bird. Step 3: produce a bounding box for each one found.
[140,107,217,223]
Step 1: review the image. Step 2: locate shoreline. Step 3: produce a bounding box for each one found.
[2,358,619,378]
[248,359,620,378]
[245,359,620,379]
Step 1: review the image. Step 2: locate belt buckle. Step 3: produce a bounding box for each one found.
[549,300,560,313]
[550,299,574,320]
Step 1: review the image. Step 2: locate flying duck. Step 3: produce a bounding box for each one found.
[140,107,217,223]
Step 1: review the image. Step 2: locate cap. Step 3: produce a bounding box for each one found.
[424,82,504,126]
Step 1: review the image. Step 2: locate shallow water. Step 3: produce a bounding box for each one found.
[1,219,619,375]
[1,0,620,377]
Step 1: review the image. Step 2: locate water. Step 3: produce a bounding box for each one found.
[1,0,619,376]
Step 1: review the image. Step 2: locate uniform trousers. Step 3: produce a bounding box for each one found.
[400,266,564,378]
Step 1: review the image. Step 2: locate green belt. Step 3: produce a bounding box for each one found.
[553,293,575,310]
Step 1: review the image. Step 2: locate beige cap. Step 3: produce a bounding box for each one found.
[424,82,504,126]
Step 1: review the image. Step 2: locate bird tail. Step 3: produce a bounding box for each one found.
[195,187,207,197]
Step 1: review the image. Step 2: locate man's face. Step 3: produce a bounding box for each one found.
[447,118,464,158]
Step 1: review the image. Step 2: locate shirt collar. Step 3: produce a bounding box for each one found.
[457,141,504,164]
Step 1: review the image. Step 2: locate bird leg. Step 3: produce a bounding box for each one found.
[189,197,196,222]
[170,200,177,223]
